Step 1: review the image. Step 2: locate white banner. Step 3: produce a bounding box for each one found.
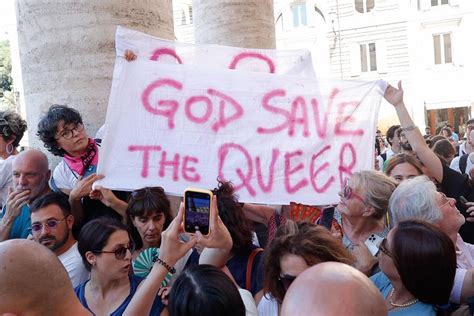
[115,26,316,77]
[97,57,385,205]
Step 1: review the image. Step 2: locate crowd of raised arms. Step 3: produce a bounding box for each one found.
[1,74,474,316]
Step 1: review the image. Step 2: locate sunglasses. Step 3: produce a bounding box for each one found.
[94,243,136,260]
[31,217,67,232]
[343,179,366,204]
[130,187,165,200]
[279,274,297,291]
[378,238,392,258]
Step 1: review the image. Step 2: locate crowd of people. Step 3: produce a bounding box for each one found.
[0,79,474,316]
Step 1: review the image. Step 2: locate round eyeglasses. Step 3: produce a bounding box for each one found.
[31,217,67,232]
[57,123,84,140]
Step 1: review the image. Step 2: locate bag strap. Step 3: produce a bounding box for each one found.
[460,154,469,174]
[246,247,264,291]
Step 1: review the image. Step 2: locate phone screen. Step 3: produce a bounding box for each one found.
[184,190,211,235]
[318,206,335,230]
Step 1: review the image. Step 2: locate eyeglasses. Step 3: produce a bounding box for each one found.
[31,217,67,232]
[94,243,136,260]
[438,192,452,209]
[378,238,392,258]
[57,123,84,140]
[279,274,297,291]
[343,179,366,204]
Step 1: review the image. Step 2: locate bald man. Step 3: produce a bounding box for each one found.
[0,239,90,315]
[0,149,52,241]
[281,262,387,316]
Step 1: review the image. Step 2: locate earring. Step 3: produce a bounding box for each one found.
[6,143,13,155]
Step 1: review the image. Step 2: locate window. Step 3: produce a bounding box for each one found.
[355,0,375,13]
[433,33,452,64]
[431,0,449,6]
[360,43,377,72]
[188,6,193,24]
[291,3,307,27]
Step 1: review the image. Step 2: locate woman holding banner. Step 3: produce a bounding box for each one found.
[37,105,128,232]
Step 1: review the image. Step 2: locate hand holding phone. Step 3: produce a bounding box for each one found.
[364,234,383,256]
[460,196,474,222]
[184,188,213,235]
[318,206,335,230]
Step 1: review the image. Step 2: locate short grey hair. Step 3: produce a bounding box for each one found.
[389,176,442,226]
[351,170,398,220]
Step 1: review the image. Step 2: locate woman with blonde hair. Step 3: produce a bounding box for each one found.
[336,170,398,275]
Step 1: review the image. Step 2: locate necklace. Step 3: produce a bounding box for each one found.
[389,288,419,308]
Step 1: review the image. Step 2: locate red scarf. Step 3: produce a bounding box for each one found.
[63,138,99,176]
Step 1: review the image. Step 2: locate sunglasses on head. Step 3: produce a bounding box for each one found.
[343,179,366,204]
[279,274,297,291]
[130,187,165,200]
[94,243,136,260]
[31,217,67,232]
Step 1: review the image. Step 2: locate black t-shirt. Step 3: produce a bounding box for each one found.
[441,164,474,243]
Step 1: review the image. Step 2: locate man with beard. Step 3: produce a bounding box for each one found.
[30,192,89,287]
[0,149,52,241]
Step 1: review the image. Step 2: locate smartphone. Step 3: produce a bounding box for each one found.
[364,234,383,256]
[183,188,213,235]
[460,196,469,207]
[318,206,335,230]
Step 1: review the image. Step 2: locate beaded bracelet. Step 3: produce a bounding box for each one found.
[152,252,176,274]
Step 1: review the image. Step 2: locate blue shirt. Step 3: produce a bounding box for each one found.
[370,272,436,316]
[74,275,163,316]
[0,204,31,239]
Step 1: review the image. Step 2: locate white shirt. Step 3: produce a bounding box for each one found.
[239,289,258,316]
[58,242,90,288]
[450,153,474,176]
[257,294,279,316]
[376,148,397,170]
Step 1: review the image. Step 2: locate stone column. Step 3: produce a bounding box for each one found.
[193,0,276,49]
[16,0,174,153]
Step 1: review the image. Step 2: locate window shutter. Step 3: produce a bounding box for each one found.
[377,40,388,74]
[350,43,361,77]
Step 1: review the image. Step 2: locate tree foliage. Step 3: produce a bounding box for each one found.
[0,40,13,93]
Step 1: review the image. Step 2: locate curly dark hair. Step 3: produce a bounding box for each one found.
[212,180,253,254]
[263,221,354,304]
[0,111,27,148]
[37,104,83,157]
[126,186,173,249]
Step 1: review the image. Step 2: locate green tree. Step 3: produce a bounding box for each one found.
[0,40,13,93]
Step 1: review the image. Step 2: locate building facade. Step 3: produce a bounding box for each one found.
[174,0,474,135]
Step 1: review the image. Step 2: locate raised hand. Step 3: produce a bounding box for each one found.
[383,81,404,107]
[159,206,197,267]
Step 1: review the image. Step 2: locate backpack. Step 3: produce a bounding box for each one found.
[459,154,469,174]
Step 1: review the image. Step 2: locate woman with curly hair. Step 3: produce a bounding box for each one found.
[0,111,27,206]
[257,220,354,315]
